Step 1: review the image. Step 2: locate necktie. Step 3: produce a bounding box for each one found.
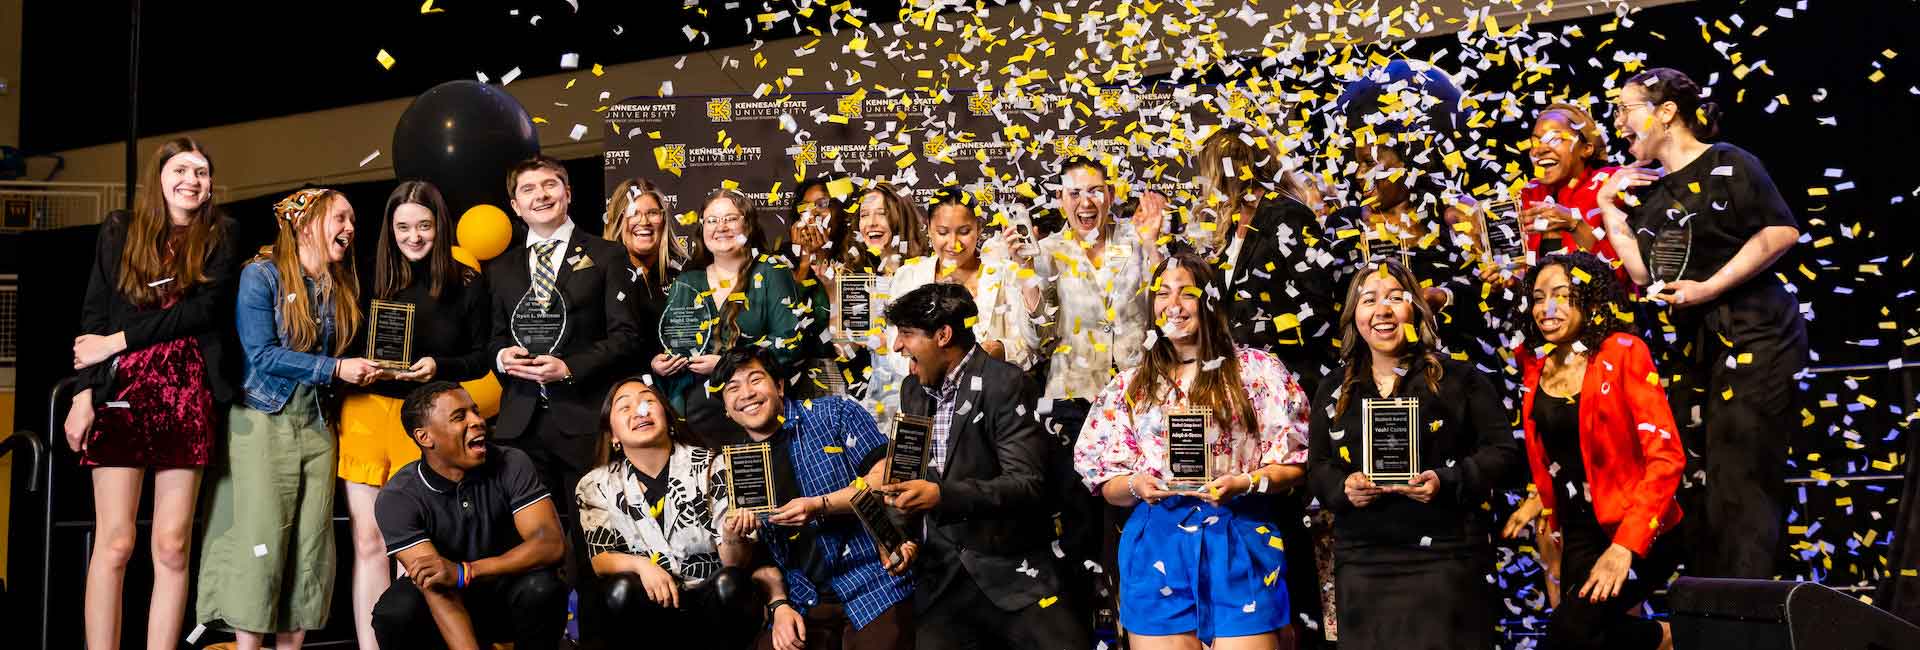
[532,239,562,306]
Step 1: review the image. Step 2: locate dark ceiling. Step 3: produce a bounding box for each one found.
[18,0,903,153]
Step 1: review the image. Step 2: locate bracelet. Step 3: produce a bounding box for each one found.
[1241,471,1259,494]
[456,561,469,589]
[1126,473,1143,502]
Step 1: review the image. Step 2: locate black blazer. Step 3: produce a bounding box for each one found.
[78,211,241,405]
[897,347,1057,611]
[485,224,650,460]
[1216,198,1343,395]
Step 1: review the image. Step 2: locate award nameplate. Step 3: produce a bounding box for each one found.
[833,274,879,343]
[1165,407,1212,489]
[1477,199,1528,265]
[1361,398,1420,483]
[366,299,416,370]
[659,305,708,358]
[851,488,909,566]
[724,443,776,514]
[887,414,934,485]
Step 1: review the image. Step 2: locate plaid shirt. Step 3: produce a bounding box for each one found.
[921,347,977,475]
[760,396,913,629]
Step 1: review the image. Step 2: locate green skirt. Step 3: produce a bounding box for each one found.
[195,385,337,633]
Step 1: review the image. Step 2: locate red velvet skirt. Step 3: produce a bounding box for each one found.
[83,336,215,468]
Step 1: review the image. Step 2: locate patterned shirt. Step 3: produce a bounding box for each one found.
[1073,346,1312,492]
[922,346,978,475]
[761,396,914,629]
[1033,226,1153,402]
[576,443,730,585]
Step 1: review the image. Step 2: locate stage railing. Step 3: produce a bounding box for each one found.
[0,181,230,231]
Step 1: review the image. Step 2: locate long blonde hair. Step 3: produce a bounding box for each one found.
[256,189,362,355]
[603,177,680,293]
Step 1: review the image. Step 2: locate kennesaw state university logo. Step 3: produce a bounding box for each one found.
[656,144,687,172]
[967,92,996,116]
[1098,88,1123,112]
[794,142,819,165]
[706,98,733,123]
[922,133,949,158]
[837,95,863,118]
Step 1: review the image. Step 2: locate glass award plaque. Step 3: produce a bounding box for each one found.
[1166,407,1212,489]
[659,305,708,358]
[1361,397,1420,483]
[724,443,776,514]
[1649,224,1692,284]
[366,299,416,370]
[833,273,879,343]
[887,414,933,485]
[511,287,568,357]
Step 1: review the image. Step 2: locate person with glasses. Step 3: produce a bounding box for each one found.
[603,177,683,316]
[657,188,826,436]
[1595,67,1806,580]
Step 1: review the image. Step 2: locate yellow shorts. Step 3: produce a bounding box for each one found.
[336,393,418,486]
[336,376,503,486]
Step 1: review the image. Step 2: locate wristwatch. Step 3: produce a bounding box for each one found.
[765,598,793,620]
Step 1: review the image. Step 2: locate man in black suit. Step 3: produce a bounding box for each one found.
[486,156,648,609]
[878,283,1088,650]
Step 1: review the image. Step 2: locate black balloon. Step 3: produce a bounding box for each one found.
[392,81,541,214]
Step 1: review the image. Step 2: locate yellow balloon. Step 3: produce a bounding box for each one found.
[457,204,513,261]
[460,373,503,420]
[450,245,481,271]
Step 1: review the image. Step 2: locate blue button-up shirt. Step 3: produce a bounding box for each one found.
[760,396,913,629]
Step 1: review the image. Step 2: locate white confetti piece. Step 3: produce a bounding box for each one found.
[253,544,270,557]
[358,150,380,167]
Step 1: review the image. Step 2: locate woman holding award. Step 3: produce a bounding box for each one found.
[576,376,758,648]
[199,188,377,650]
[603,177,682,315]
[1304,260,1523,650]
[1073,253,1311,649]
[657,188,824,435]
[863,186,1039,418]
[336,180,496,650]
[67,137,238,650]
[1596,67,1805,579]
[1503,252,1685,649]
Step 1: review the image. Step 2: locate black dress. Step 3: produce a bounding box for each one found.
[1533,391,1679,650]
[1325,207,1522,377]
[1628,142,1807,579]
[1306,356,1525,650]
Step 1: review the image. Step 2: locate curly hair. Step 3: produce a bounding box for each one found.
[1516,251,1631,355]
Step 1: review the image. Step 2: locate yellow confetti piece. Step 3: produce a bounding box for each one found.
[1402,323,1419,343]
[823,445,843,454]
[1038,596,1059,608]
[1339,447,1351,462]
[1721,387,1735,401]
[1268,536,1285,550]
[419,0,443,14]
[375,49,397,70]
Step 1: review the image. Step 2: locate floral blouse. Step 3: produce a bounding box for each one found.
[576,442,732,585]
[1073,346,1312,492]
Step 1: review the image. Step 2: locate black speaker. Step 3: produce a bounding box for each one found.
[1669,578,1920,650]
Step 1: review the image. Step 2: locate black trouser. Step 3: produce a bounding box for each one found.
[1664,285,1806,578]
[600,567,757,649]
[915,571,1090,650]
[1546,511,1682,650]
[502,407,599,638]
[1040,398,1108,637]
[371,568,568,650]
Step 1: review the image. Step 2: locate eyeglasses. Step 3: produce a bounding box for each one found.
[703,214,747,227]
[1611,100,1656,115]
[1062,186,1107,202]
[631,209,666,220]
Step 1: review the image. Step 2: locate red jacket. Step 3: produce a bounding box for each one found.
[1521,166,1627,276]
[1517,332,1685,556]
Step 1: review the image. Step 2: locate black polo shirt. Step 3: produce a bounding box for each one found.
[376,444,551,562]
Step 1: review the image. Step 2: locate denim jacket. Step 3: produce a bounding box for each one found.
[235,259,339,414]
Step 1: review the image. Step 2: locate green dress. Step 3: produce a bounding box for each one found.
[659,258,825,431]
[196,384,338,633]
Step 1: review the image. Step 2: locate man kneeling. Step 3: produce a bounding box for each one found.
[372,382,569,650]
